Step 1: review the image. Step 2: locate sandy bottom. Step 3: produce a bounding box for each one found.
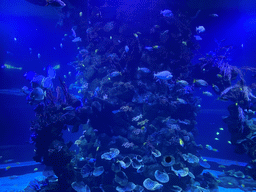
[0,171,43,192]
[0,169,245,192]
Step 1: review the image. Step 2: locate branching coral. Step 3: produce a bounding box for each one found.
[220,81,256,103]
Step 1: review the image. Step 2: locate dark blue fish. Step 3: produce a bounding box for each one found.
[86,157,96,163]
[31,75,45,88]
[24,71,36,81]
[112,110,120,114]
[42,77,53,89]
[47,65,56,79]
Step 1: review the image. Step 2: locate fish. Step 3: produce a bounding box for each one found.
[60,43,63,48]
[9,175,19,180]
[4,159,14,163]
[177,98,187,104]
[125,45,129,52]
[182,41,187,46]
[160,10,173,17]
[5,166,11,171]
[86,157,96,163]
[145,46,153,51]
[63,106,75,111]
[193,79,208,86]
[133,33,139,38]
[212,84,220,92]
[79,12,83,17]
[209,14,219,17]
[179,138,184,147]
[154,71,173,80]
[42,77,53,89]
[38,53,41,59]
[2,64,22,70]
[112,110,120,114]
[72,37,82,42]
[116,160,127,169]
[103,21,114,32]
[206,145,218,152]
[194,35,202,40]
[219,128,224,131]
[203,91,213,96]
[138,67,151,73]
[196,26,205,33]
[71,26,77,37]
[216,74,222,78]
[110,71,122,77]
[53,65,60,70]
[45,0,66,7]
[47,66,56,79]
[176,80,189,86]
[29,87,46,101]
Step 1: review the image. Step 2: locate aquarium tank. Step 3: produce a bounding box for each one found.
[1,0,256,191]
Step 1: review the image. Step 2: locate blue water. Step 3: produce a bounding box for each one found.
[1,0,256,191]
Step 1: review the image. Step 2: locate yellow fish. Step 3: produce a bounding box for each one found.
[182,41,187,46]
[2,64,22,70]
[34,168,38,171]
[179,138,184,147]
[53,64,60,69]
[216,74,222,78]
[5,166,11,171]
